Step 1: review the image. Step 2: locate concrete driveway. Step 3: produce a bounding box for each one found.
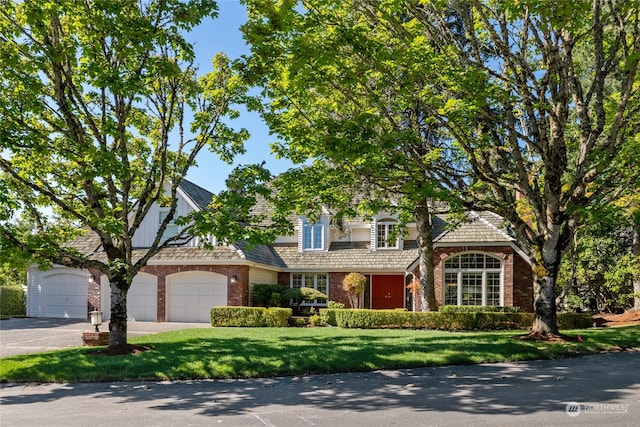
[0,317,210,358]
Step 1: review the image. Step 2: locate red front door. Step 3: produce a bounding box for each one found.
[371,275,405,309]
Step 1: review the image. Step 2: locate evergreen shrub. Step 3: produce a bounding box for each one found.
[0,286,25,316]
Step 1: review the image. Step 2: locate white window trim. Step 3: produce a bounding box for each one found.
[300,217,327,251]
[373,217,401,250]
[290,273,329,306]
[443,253,503,306]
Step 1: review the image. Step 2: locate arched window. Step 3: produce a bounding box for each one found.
[443,253,502,306]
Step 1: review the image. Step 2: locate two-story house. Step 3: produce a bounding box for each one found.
[26,180,533,322]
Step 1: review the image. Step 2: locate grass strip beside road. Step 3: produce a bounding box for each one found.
[1,326,638,383]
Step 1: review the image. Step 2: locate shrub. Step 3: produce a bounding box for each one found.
[289,317,308,327]
[309,314,324,326]
[264,307,292,327]
[342,272,366,308]
[327,301,345,309]
[251,284,286,307]
[0,286,25,316]
[319,308,339,326]
[329,309,536,330]
[282,287,328,304]
[439,305,521,313]
[210,307,265,327]
[557,313,593,329]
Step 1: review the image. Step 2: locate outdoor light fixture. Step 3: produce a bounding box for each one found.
[230,275,238,283]
[89,310,103,332]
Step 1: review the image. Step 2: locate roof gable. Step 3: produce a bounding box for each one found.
[178,179,214,211]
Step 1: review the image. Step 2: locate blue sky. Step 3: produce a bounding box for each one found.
[183,1,293,193]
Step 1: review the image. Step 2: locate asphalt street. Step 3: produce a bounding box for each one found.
[1,318,639,426]
[1,352,639,426]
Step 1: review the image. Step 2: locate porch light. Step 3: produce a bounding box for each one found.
[89,310,103,332]
[230,275,238,283]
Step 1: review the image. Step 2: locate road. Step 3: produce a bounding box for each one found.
[1,351,638,426]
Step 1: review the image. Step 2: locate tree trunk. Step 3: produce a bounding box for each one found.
[108,276,129,347]
[532,272,559,334]
[633,225,640,311]
[415,205,437,311]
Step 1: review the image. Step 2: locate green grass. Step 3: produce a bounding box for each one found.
[1,326,638,383]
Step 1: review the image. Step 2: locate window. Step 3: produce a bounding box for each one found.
[158,208,179,241]
[376,219,398,249]
[302,221,324,250]
[291,273,328,304]
[443,253,502,306]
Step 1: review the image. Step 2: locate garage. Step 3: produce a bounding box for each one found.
[167,271,228,322]
[42,270,88,319]
[101,272,158,322]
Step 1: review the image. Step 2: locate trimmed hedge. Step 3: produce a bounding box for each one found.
[212,306,592,330]
[0,286,25,316]
[439,305,521,313]
[320,309,593,331]
[557,312,594,329]
[210,306,292,327]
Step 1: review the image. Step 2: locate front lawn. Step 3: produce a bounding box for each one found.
[1,326,638,383]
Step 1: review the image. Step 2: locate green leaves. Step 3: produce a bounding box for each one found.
[0,1,251,279]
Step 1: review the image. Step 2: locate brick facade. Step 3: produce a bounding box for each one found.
[433,245,533,312]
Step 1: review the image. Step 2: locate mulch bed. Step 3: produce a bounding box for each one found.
[88,344,153,356]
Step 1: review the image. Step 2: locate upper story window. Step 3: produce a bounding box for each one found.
[302,221,324,250]
[158,207,179,242]
[376,218,399,249]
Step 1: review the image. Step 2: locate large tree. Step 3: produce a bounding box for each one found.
[242,1,467,312]
[0,0,250,348]
[242,0,640,334]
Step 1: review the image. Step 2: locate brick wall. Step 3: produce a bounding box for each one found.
[87,268,102,313]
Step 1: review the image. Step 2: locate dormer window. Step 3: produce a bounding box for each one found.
[302,221,324,250]
[376,218,399,249]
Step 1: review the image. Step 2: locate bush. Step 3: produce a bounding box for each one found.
[342,272,366,308]
[309,314,324,326]
[263,307,292,327]
[329,309,535,330]
[327,301,345,309]
[210,306,292,327]
[557,313,593,329]
[439,305,521,313]
[0,286,25,316]
[319,308,339,326]
[251,284,287,307]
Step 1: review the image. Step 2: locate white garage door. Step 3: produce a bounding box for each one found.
[43,271,88,319]
[167,271,228,322]
[101,272,158,321]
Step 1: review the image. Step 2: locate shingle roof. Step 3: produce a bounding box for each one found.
[179,179,214,210]
[433,211,514,244]
[233,241,288,268]
[63,230,102,254]
[270,241,420,271]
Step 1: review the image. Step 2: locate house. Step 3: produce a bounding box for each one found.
[26,180,533,322]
